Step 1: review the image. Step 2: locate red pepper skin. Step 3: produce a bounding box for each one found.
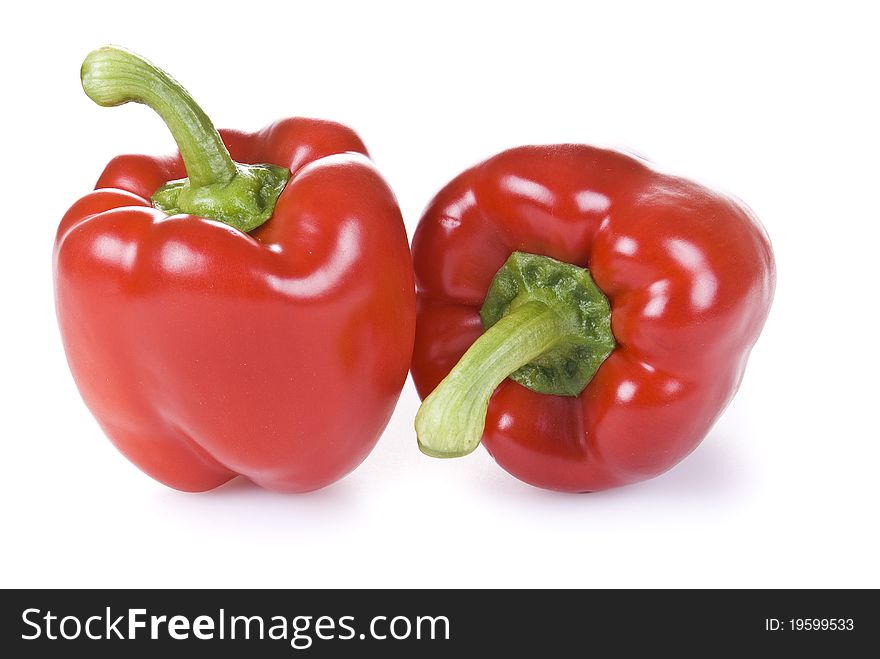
[55,119,415,492]
[411,145,775,492]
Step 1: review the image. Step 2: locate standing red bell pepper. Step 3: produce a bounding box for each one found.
[54,47,415,492]
[411,145,774,492]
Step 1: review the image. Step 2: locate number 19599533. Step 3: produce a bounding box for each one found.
[765,618,854,631]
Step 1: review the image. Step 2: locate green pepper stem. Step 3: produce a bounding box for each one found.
[80,46,289,232]
[81,46,236,188]
[415,301,567,458]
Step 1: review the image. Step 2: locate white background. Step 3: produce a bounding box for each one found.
[1,1,877,588]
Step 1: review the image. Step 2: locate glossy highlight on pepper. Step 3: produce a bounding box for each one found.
[54,46,416,492]
[411,145,775,492]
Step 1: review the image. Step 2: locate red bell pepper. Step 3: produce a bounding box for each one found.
[54,47,415,492]
[411,145,775,491]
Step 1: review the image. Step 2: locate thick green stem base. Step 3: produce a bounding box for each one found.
[152,163,290,232]
[415,252,615,458]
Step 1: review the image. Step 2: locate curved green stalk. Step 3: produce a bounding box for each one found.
[416,252,616,458]
[81,46,289,232]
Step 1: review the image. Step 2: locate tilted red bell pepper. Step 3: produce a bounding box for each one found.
[54,47,415,492]
[411,145,775,491]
